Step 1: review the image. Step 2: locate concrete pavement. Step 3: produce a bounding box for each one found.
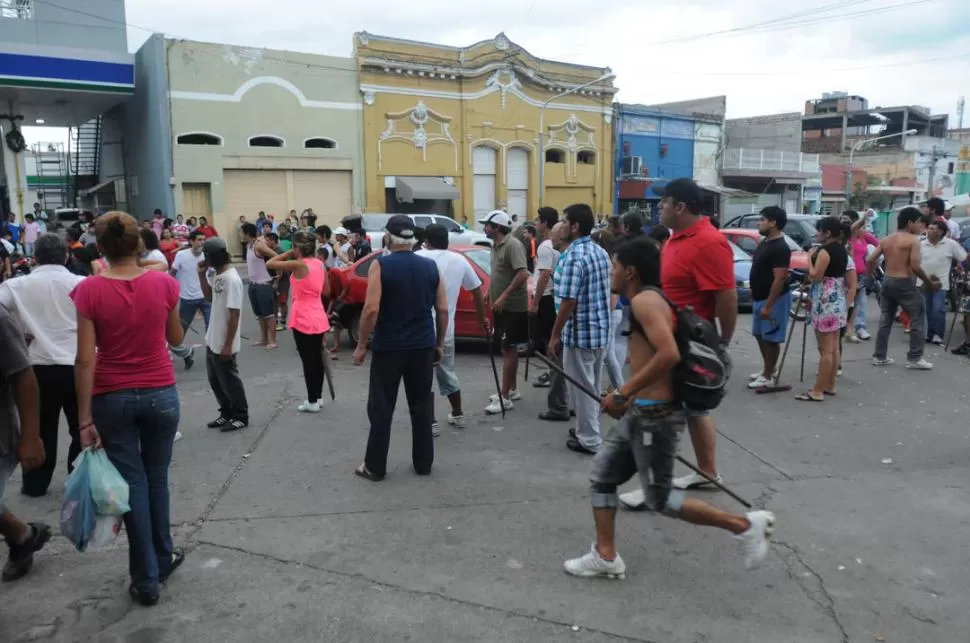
[2,306,969,642]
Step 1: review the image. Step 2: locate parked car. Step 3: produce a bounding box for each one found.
[357,213,491,249]
[723,213,823,250]
[331,245,532,344]
[720,228,809,272]
[726,239,753,310]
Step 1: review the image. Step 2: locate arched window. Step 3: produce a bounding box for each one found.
[304,137,337,150]
[177,132,222,146]
[577,150,596,165]
[545,149,565,163]
[248,135,284,148]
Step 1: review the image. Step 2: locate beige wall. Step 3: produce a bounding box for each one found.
[165,39,364,231]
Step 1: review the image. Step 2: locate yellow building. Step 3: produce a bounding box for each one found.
[354,32,616,226]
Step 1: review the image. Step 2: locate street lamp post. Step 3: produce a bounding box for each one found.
[845,128,918,205]
[538,72,615,208]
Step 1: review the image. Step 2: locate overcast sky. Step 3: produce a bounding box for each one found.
[22,0,970,145]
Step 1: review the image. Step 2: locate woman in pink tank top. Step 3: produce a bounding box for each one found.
[267,231,331,412]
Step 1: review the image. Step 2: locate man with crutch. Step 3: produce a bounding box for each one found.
[562,237,774,579]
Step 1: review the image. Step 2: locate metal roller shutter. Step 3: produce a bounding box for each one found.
[291,170,353,227]
[224,170,287,220]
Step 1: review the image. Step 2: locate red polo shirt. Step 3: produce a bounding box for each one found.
[661,217,735,322]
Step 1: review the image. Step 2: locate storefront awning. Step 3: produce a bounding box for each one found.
[395,176,460,203]
[698,184,758,198]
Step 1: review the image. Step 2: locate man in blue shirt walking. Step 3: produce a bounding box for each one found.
[549,204,613,454]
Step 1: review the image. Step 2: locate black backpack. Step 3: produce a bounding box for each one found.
[642,287,730,411]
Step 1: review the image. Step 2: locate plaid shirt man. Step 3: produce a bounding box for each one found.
[555,236,612,350]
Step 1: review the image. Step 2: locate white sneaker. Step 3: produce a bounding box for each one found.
[431,422,441,437]
[930,335,943,345]
[846,334,861,344]
[490,389,521,402]
[735,510,775,570]
[174,431,183,442]
[485,397,513,414]
[748,371,763,381]
[297,401,321,413]
[905,358,933,370]
[447,413,466,429]
[836,368,843,377]
[619,488,647,510]
[747,375,772,389]
[673,472,723,490]
[563,543,626,579]
[857,329,871,340]
[871,357,895,366]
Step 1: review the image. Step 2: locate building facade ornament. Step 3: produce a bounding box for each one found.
[378,101,457,170]
[485,69,522,109]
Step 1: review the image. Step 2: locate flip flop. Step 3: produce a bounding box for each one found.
[794,392,824,402]
[823,390,837,396]
[354,464,384,482]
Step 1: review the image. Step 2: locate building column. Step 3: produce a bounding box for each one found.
[0,111,28,221]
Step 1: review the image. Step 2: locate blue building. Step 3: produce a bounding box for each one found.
[613,98,726,221]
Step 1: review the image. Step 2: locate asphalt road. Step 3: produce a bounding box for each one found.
[2,303,969,642]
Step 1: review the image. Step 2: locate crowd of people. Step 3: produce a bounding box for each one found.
[1,180,968,605]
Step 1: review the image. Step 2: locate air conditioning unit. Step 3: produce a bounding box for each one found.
[621,156,643,177]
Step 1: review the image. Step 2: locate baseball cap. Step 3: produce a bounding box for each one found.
[652,178,703,211]
[385,214,416,239]
[202,236,230,263]
[478,210,512,227]
[334,226,349,236]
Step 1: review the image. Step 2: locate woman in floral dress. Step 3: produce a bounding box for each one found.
[797,216,849,402]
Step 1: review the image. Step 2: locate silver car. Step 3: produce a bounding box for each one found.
[360,213,491,248]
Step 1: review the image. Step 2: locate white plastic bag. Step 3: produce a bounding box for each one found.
[88,515,123,549]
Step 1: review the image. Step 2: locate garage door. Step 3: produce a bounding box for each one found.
[224,170,287,221]
[292,170,352,226]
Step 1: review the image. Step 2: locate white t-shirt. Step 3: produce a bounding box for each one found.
[416,248,482,343]
[144,249,168,268]
[171,248,205,300]
[205,267,245,354]
[534,239,560,297]
[946,218,960,241]
[918,238,967,290]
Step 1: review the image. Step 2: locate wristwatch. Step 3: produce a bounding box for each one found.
[611,391,628,403]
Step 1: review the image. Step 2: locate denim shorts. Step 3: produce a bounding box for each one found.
[751,292,791,344]
[589,404,687,515]
[434,342,461,397]
[248,283,276,319]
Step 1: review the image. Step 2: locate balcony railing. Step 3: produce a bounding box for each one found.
[0,0,32,19]
[723,148,820,174]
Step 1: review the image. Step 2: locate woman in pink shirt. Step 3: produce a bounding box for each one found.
[845,210,880,341]
[267,231,330,412]
[70,211,185,606]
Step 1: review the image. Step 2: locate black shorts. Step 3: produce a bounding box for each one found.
[494,310,530,349]
[248,283,275,319]
[276,274,291,300]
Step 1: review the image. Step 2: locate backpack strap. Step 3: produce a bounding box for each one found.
[638,285,677,311]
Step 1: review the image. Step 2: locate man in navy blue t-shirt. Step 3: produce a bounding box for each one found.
[352,215,448,481]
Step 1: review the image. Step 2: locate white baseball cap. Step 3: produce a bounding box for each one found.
[334,227,349,236]
[477,210,512,227]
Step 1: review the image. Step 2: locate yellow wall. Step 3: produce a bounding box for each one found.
[355,32,616,223]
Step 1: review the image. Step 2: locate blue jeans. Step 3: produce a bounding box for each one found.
[924,289,947,340]
[92,386,180,594]
[171,298,211,359]
[853,284,868,332]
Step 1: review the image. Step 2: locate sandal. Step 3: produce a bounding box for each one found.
[794,392,824,402]
[823,390,837,396]
[354,464,384,482]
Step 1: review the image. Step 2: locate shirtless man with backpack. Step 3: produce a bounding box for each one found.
[563,237,775,579]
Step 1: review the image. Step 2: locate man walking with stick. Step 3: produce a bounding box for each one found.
[562,237,774,579]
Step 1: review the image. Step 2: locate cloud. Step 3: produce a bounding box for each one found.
[114,0,968,124]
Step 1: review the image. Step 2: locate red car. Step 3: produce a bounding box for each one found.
[720,228,809,272]
[330,245,533,344]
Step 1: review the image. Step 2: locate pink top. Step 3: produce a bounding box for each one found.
[23,221,40,244]
[288,258,330,335]
[849,232,879,273]
[70,271,180,395]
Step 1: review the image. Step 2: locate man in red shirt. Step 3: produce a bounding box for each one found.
[620,178,737,509]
